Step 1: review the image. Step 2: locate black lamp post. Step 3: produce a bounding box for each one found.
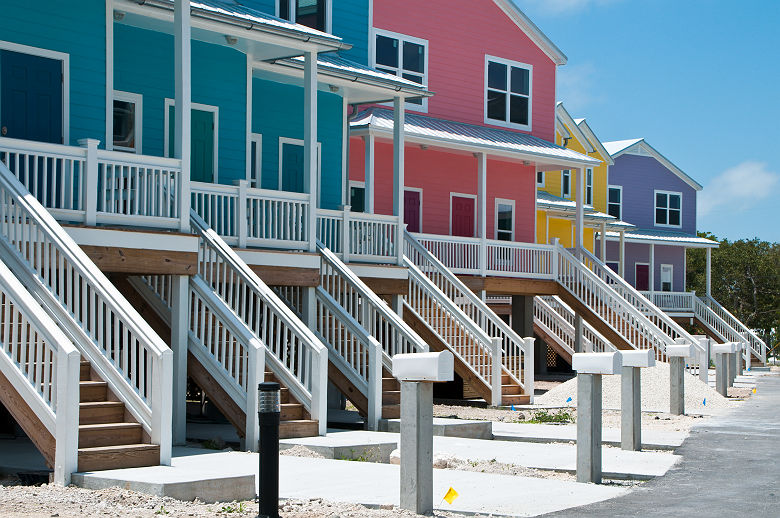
[258,382,280,518]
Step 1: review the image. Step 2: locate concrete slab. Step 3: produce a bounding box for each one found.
[491,422,687,451]
[0,438,49,475]
[379,417,493,439]
[280,430,398,462]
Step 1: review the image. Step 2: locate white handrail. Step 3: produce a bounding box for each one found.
[191,211,328,433]
[701,294,766,364]
[0,159,172,462]
[0,259,80,485]
[535,296,615,354]
[404,231,533,398]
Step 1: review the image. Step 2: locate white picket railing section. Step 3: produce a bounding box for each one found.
[404,232,533,400]
[534,296,616,356]
[191,212,328,434]
[133,274,266,449]
[0,259,80,485]
[642,291,696,314]
[700,295,766,365]
[317,209,399,263]
[0,159,173,462]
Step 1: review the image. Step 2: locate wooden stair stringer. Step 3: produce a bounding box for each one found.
[533,321,573,365]
[0,368,56,468]
[556,286,635,351]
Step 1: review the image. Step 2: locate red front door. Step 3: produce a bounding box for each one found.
[635,264,650,291]
[404,190,421,233]
[451,196,475,237]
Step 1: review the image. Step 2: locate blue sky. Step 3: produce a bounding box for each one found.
[514,0,780,242]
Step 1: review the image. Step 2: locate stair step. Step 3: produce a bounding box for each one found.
[79,401,125,425]
[382,377,399,391]
[78,444,160,472]
[78,422,143,448]
[501,384,522,395]
[80,361,91,381]
[280,403,304,421]
[381,405,400,419]
[279,420,318,439]
[382,391,400,405]
[80,381,108,402]
[501,394,531,405]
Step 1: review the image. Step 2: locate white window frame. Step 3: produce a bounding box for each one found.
[278,137,321,198]
[112,90,143,154]
[484,54,533,131]
[634,262,650,291]
[654,189,682,228]
[494,198,515,241]
[561,170,571,199]
[248,133,262,187]
[607,185,622,220]
[660,264,674,292]
[404,186,423,232]
[349,180,366,212]
[0,40,70,145]
[276,0,332,33]
[536,170,545,187]
[164,98,219,182]
[370,28,429,113]
[585,168,593,205]
[449,192,477,237]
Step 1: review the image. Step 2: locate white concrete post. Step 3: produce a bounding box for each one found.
[491,337,503,406]
[174,0,192,233]
[79,139,100,226]
[364,135,375,213]
[620,350,654,451]
[619,230,626,278]
[153,349,174,465]
[304,50,319,252]
[244,340,266,451]
[524,336,535,404]
[699,336,710,383]
[54,348,80,485]
[743,332,752,371]
[712,342,736,397]
[393,96,405,265]
[366,337,383,431]
[312,345,329,436]
[706,247,712,298]
[170,275,190,445]
[477,152,487,276]
[666,343,692,416]
[236,179,248,248]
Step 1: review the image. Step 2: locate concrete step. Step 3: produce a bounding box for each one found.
[78,422,143,448]
[78,444,160,472]
[79,401,125,425]
[80,381,108,402]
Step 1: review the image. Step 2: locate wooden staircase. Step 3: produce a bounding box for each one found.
[328,363,401,420]
[77,358,160,472]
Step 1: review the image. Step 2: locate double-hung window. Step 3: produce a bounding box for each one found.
[561,170,571,198]
[660,264,673,292]
[373,29,428,109]
[655,190,682,227]
[112,91,143,153]
[585,168,593,205]
[607,186,622,219]
[278,0,329,32]
[537,171,545,187]
[495,199,514,241]
[485,55,532,130]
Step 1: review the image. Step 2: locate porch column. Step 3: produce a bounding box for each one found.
[649,243,656,294]
[706,247,712,297]
[619,230,626,277]
[174,0,192,232]
[477,152,487,276]
[170,275,189,445]
[600,222,607,262]
[364,135,375,213]
[304,51,319,252]
[575,168,584,255]
[393,96,405,265]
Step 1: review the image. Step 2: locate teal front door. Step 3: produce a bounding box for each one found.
[168,106,215,183]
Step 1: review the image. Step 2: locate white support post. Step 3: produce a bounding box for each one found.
[649,243,656,295]
[237,180,248,248]
[600,222,607,262]
[477,152,487,277]
[342,204,352,263]
[619,230,626,278]
[312,345,329,436]
[393,97,405,265]
[575,168,584,256]
[79,139,100,226]
[491,337,503,406]
[54,348,80,486]
[244,342,265,452]
[524,336,535,404]
[153,349,174,465]
[367,337,383,431]
[364,135,375,213]
[706,247,712,298]
[304,50,319,252]
[174,0,192,233]
[170,275,190,446]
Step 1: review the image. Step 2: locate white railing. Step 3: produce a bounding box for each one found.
[700,295,766,365]
[0,159,173,462]
[537,296,615,354]
[0,259,80,485]
[404,232,533,399]
[412,233,482,275]
[405,260,503,405]
[319,244,427,366]
[317,208,399,264]
[641,291,696,313]
[133,274,266,449]
[0,137,183,230]
[191,211,328,434]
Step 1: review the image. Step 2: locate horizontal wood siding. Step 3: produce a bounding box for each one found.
[609,154,697,234]
[252,77,344,210]
[0,0,106,145]
[605,241,686,292]
[333,0,370,64]
[372,0,557,141]
[114,23,247,184]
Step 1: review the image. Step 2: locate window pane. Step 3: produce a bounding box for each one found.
[403,41,425,74]
[376,35,399,68]
[608,204,620,219]
[537,171,544,185]
[608,188,620,203]
[669,194,681,209]
[563,173,570,196]
[376,66,396,76]
[510,66,529,95]
[656,208,667,224]
[350,187,365,213]
[656,192,667,208]
[296,0,325,31]
[669,209,680,226]
[279,0,290,20]
[509,95,529,125]
[401,73,424,105]
[113,100,136,150]
[487,61,507,90]
[497,203,513,231]
[497,230,512,241]
[486,90,507,121]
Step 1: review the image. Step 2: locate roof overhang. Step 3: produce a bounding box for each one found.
[493,0,567,65]
[602,230,718,248]
[604,138,702,191]
[555,103,595,154]
[576,119,614,166]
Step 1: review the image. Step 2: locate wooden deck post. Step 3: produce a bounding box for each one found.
[174,0,192,233]
[304,51,318,252]
[393,96,405,266]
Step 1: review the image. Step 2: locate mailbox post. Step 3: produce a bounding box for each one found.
[620,350,655,451]
[713,342,737,397]
[666,343,693,416]
[392,351,454,515]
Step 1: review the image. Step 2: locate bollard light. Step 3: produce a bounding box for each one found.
[258,382,280,518]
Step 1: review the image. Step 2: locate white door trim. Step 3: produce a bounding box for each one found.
[164,98,219,182]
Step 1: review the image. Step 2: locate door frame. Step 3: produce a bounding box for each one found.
[404,187,423,232]
[660,263,673,292]
[0,40,70,144]
[164,98,219,182]
[278,136,321,199]
[248,132,262,187]
[449,192,477,237]
[634,262,650,291]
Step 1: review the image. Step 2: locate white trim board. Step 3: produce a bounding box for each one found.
[0,40,70,145]
[604,138,702,191]
[249,133,262,187]
[164,98,219,182]
[370,27,429,113]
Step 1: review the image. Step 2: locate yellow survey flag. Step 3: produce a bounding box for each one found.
[753,388,757,394]
[443,487,459,504]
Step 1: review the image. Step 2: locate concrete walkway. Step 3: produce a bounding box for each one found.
[541,373,780,517]
[492,422,687,450]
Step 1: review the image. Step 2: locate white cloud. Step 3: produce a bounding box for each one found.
[698,161,779,217]
[556,62,605,113]
[516,0,621,16]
